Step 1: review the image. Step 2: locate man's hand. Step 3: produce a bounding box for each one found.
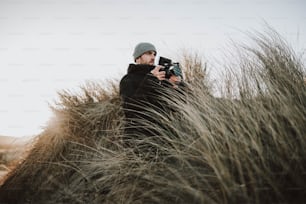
[150,65,165,81]
[169,75,182,85]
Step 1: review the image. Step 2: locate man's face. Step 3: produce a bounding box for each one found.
[136,51,156,65]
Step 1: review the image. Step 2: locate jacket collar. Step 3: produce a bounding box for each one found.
[127,63,155,75]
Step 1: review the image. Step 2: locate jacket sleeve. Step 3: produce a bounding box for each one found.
[120,73,160,97]
[134,73,161,96]
[119,75,134,99]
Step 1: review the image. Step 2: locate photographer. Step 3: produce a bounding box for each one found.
[120,42,185,140]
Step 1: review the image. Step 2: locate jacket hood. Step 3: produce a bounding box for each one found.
[127,64,155,75]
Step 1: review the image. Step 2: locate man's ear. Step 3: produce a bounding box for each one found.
[135,56,141,63]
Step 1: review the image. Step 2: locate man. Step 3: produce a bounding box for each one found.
[119,42,184,140]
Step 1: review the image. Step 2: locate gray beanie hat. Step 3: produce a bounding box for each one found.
[133,42,157,60]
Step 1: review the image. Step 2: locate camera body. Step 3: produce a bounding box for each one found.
[158,56,183,79]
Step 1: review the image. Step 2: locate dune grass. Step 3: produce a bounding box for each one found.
[0,28,305,204]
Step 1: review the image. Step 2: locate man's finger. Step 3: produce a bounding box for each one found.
[159,76,165,80]
[159,71,166,75]
[154,65,163,71]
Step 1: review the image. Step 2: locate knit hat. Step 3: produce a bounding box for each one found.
[133,42,157,60]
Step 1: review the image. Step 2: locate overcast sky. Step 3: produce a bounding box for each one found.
[0,0,305,137]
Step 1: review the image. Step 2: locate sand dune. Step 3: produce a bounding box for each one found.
[0,135,31,148]
[0,135,32,180]
[0,29,305,203]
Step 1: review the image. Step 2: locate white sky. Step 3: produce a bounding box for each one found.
[0,0,305,137]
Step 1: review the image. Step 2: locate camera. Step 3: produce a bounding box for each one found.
[158,56,183,79]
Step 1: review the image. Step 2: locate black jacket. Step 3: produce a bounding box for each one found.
[120,63,186,137]
[120,64,164,118]
[120,63,158,104]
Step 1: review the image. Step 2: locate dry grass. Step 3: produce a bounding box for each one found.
[0,136,32,183]
[0,28,305,204]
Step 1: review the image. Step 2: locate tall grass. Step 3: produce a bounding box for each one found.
[0,29,305,204]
